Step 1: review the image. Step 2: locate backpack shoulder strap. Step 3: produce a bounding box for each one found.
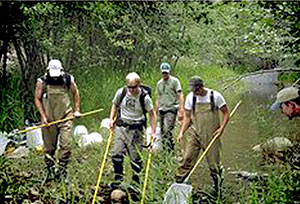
[192,92,196,113]
[210,90,215,111]
[140,84,152,98]
[192,91,216,112]
[139,88,149,127]
[140,88,148,115]
[117,86,127,107]
[40,74,47,96]
[63,73,71,89]
[40,74,47,84]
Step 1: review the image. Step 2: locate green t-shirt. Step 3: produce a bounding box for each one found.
[156,75,182,112]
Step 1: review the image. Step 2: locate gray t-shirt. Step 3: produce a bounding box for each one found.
[156,75,182,111]
[112,87,153,123]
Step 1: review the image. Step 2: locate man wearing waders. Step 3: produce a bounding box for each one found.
[176,76,229,199]
[34,59,81,182]
[109,72,156,191]
[155,62,184,151]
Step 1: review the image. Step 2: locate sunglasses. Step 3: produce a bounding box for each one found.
[127,85,138,89]
[194,85,202,91]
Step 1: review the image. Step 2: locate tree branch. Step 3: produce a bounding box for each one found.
[222,68,300,92]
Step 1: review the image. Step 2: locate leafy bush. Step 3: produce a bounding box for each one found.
[248,167,300,204]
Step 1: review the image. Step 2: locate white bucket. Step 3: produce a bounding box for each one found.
[82,132,103,146]
[26,127,43,149]
[101,118,110,129]
[73,125,88,137]
[146,125,161,151]
[0,134,9,155]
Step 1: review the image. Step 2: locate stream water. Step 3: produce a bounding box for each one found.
[222,72,279,171]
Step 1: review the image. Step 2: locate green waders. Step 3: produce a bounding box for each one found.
[176,102,223,196]
[43,85,73,179]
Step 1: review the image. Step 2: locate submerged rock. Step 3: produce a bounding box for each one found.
[28,187,39,201]
[229,170,268,182]
[253,137,292,152]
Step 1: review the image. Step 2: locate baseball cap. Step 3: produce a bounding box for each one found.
[47,59,63,77]
[160,62,171,73]
[189,75,204,91]
[270,86,300,110]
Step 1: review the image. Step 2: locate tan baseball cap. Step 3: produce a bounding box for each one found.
[271,86,300,110]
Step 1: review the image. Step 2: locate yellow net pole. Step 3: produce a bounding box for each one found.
[91,128,114,204]
[17,108,103,135]
[140,137,154,204]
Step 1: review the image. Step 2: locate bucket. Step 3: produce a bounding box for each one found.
[82,132,103,146]
[73,125,88,137]
[101,118,110,129]
[146,125,161,151]
[26,127,43,149]
[0,135,9,155]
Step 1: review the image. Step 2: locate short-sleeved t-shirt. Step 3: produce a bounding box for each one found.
[156,76,182,111]
[185,88,226,111]
[112,87,153,122]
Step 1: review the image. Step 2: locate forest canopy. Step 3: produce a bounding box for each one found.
[1,1,300,132]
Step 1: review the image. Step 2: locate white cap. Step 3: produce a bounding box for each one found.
[47,59,63,77]
[160,62,171,73]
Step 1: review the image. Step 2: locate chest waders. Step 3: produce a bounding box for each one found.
[193,102,223,194]
[43,84,73,179]
[176,101,223,195]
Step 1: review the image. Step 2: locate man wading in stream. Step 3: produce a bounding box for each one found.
[176,76,229,200]
[155,62,184,151]
[109,72,156,193]
[34,59,81,182]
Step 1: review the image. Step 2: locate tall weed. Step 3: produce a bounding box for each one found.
[0,71,24,133]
